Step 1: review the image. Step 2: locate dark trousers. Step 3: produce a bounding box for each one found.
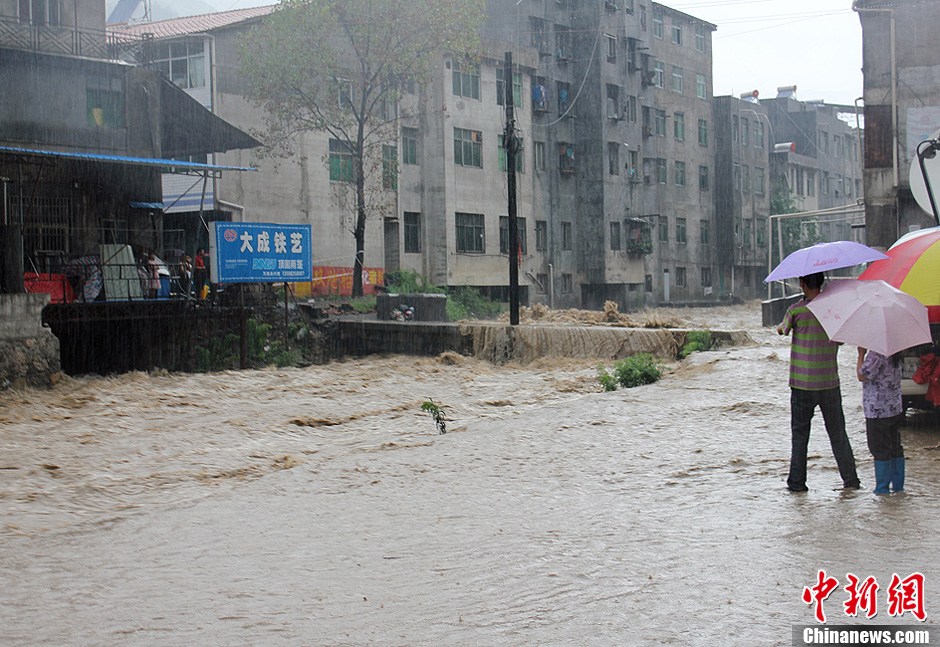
[788,387,860,490]
[865,415,904,461]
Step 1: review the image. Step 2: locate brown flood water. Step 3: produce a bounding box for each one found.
[1,301,938,645]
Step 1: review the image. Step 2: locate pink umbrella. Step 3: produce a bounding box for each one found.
[764,240,888,283]
[806,279,932,356]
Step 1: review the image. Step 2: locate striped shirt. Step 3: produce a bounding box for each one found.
[781,298,840,390]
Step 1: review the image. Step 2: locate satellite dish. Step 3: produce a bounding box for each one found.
[909,129,940,218]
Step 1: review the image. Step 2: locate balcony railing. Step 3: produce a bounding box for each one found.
[0,14,146,62]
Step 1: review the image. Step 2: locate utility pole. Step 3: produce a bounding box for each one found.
[503,52,520,325]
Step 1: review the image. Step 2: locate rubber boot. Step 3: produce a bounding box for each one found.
[891,456,905,493]
[873,460,891,494]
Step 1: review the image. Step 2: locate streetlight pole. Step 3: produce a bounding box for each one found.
[504,52,520,325]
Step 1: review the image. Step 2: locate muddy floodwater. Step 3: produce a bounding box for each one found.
[2,301,938,646]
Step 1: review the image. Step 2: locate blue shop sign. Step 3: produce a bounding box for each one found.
[209,221,313,283]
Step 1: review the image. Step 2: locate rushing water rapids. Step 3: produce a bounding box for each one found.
[1,302,937,645]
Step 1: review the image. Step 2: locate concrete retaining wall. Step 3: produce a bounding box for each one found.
[0,293,61,388]
[333,319,754,364]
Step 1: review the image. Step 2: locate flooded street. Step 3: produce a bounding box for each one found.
[2,301,938,646]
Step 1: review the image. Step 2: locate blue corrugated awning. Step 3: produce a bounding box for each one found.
[130,201,165,209]
[0,145,257,172]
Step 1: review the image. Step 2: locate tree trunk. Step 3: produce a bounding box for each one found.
[352,139,366,297]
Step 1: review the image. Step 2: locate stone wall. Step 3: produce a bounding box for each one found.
[0,294,60,388]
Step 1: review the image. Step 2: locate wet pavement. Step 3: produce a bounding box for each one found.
[1,301,937,645]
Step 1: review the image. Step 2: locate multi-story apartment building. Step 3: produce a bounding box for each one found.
[112,2,866,310]
[713,93,772,300]
[855,0,940,249]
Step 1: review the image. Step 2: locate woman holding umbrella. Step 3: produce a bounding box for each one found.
[856,348,904,494]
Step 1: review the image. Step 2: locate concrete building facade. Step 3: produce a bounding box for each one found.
[855,0,940,249]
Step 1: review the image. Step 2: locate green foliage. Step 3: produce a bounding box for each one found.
[421,399,447,434]
[446,286,503,321]
[597,365,619,392]
[349,296,377,313]
[597,354,662,390]
[193,318,301,372]
[385,269,444,294]
[680,330,714,359]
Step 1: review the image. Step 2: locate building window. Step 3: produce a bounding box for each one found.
[807,170,816,196]
[536,273,548,293]
[658,215,668,242]
[733,115,739,143]
[452,60,480,99]
[701,267,712,287]
[535,220,548,251]
[402,128,418,165]
[734,163,741,192]
[742,164,750,194]
[698,119,708,146]
[654,109,666,136]
[557,80,571,114]
[755,121,765,148]
[742,119,750,146]
[653,60,665,88]
[404,212,421,253]
[606,84,620,118]
[496,68,523,107]
[696,74,706,100]
[671,22,682,45]
[610,221,622,250]
[153,40,206,89]
[555,24,573,60]
[86,71,125,128]
[534,141,546,171]
[699,165,709,191]
[499,217,527,255]
[676,266,687,288]
[674,112,685,141]
[455,212,485,253]
[625,94,637,122]
[382,145,398,190]
[676,217,687,243]
[671,66,683,94]
[561,273,573,294]
[755,167,765,194]
[561,221,573,250]
[645,274,653,292]
[700,219,710,245]
[605,34,617,62]
[454,128,483,168]
[498,134,524,172]
[608,142,620,175]
[757,218,767,247]
[559,143,576,175]
[655,158,667,184]
[675,161,686,187]
[822,171,830,195]
[19,0,62,25]
[530,17,547,52]
[695,25,705,52]
[336,78,354,110]
[328,138,355,182]
[652,8,664,38]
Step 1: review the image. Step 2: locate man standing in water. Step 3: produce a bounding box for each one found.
[777,272,861,492]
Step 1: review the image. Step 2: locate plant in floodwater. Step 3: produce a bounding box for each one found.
[348,296,377,313]
[421,399,447,434]
[597,365,619,392]
[679,330,714,359]
[596,354,661,390]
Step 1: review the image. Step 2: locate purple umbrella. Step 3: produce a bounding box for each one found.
[764,240,888,283]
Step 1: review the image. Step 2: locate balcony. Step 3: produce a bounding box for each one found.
[0,15,145,62]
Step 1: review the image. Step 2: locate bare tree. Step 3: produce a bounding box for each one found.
[239,0,484,296]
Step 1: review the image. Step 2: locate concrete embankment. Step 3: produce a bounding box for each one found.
[333,319,755,364]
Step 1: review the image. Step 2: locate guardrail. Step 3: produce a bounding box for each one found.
[0,15,145,62]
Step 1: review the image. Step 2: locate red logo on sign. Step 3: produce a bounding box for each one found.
[223,228,237,242]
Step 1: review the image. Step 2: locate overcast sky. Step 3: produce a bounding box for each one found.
[671,0,863,107]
